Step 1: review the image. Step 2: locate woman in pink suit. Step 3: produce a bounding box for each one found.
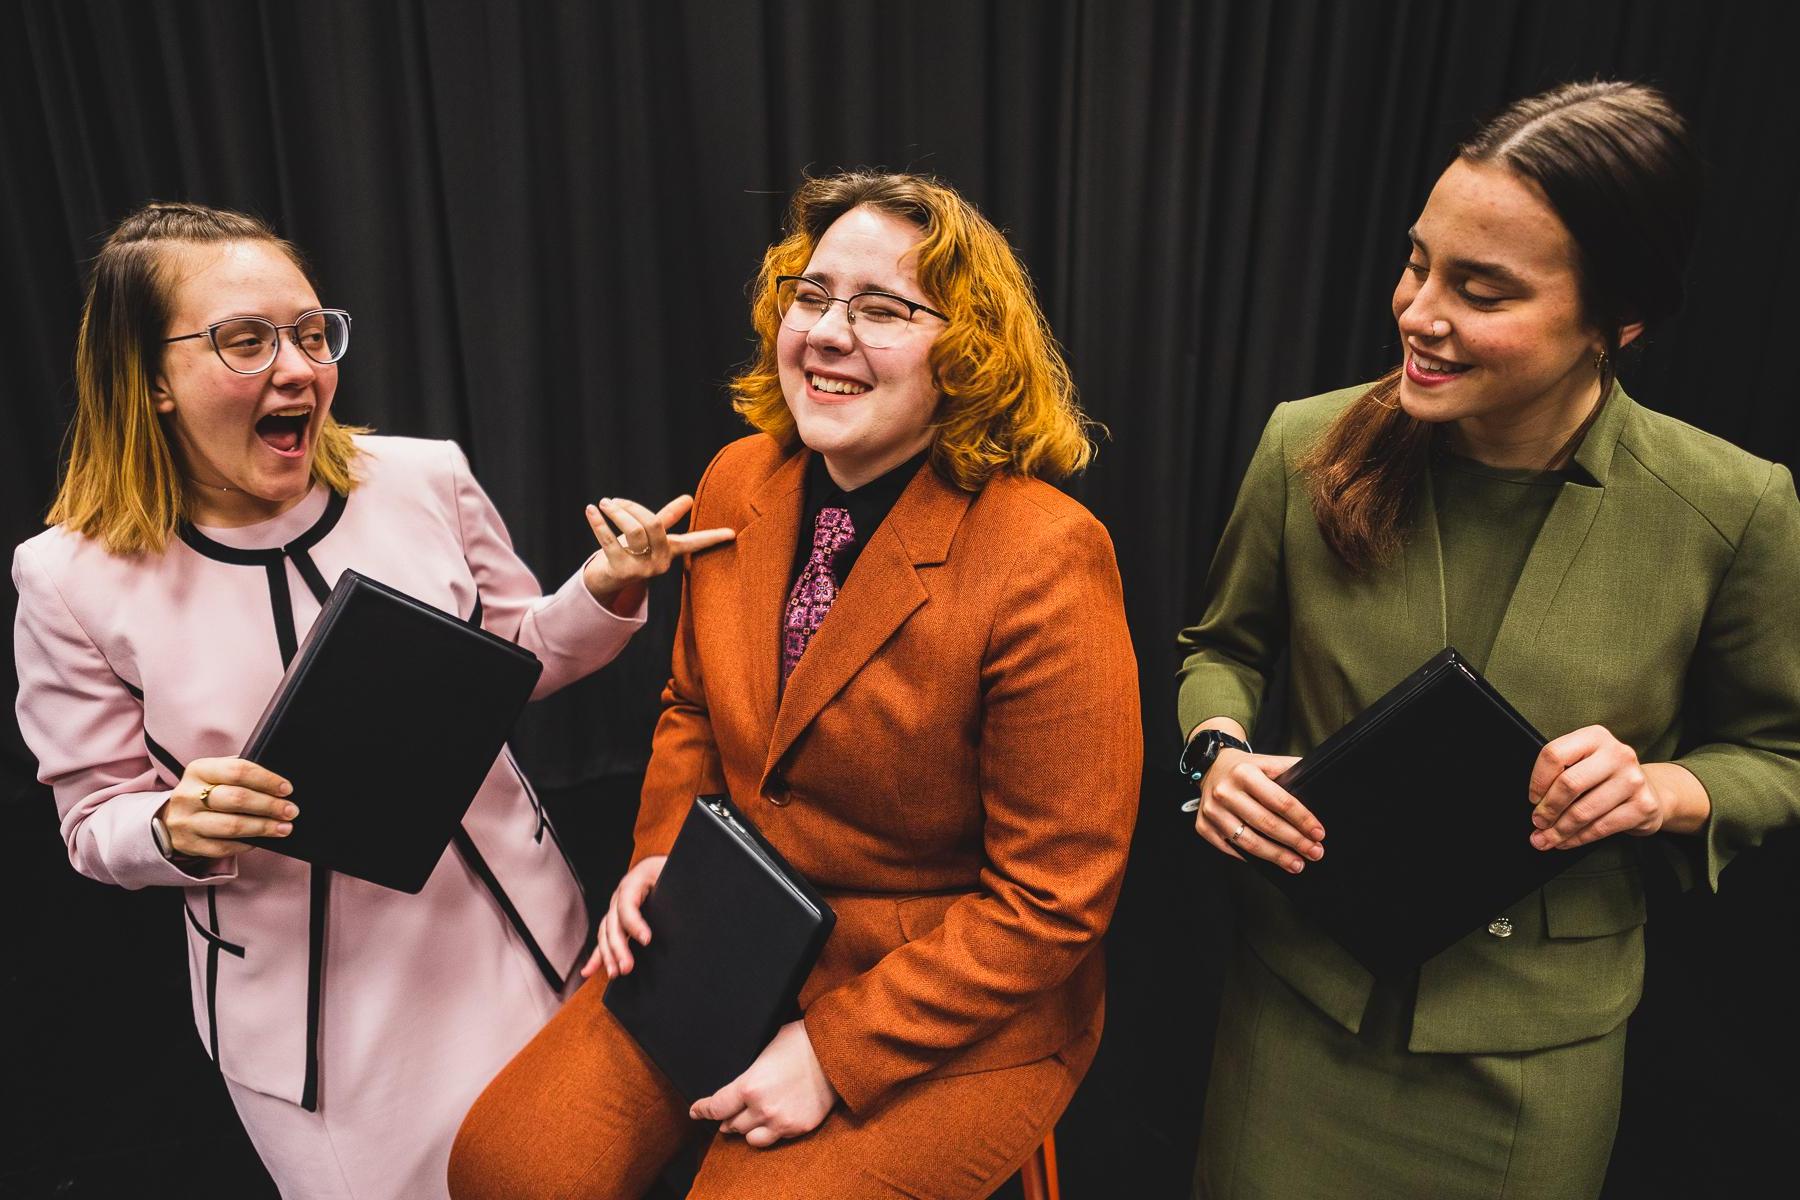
[11,201,732,1198]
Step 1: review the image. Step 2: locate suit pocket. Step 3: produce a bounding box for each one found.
[895,892,967,941]
[1542,866,1647,939]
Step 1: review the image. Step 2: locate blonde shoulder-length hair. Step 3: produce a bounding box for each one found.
[48,201,366,556]
[731,171,1096,490]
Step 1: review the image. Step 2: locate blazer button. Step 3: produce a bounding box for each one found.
[765,772,788,806]
[1486,917,1514,938]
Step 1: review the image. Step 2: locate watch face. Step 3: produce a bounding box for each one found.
[1180,732,1219,781]
[1182,731,1247,781]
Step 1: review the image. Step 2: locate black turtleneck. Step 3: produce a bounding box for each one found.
[786,448,931,593]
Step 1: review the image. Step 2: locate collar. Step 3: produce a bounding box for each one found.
[179,486,346,565]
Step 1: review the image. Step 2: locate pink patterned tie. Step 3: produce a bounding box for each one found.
[782,506,856,684]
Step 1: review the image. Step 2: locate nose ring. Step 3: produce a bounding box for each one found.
[1428,320,1450,337]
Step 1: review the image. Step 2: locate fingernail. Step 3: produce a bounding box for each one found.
[1287,860,1304,874]
[1530,831,1549,849]
[276,822,293,836]
[1531,813,1547,829]
[279,783,293,796]
[284,804,298,819]
[1306,845,1323,861]
[1310,827,1325,841]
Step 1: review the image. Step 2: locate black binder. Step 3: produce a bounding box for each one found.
[1246,648,1596,975]
[604,795,837,1102]
[241,569,543,894]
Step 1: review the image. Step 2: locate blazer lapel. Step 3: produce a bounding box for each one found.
[730,450,808,754]
[1481,389,1630,702]
[1400,464,1449,664]
[761,464,971,785]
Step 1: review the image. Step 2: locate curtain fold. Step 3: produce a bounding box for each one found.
[4,3,1797,1194]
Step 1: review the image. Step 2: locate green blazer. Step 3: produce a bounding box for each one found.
[1177,385,1800,1054]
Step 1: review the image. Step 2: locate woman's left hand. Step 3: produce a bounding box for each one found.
[582,494,734,615]
[688,1020,837,1148]
[1528,724,1707,849]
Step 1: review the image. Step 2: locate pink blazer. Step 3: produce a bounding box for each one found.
[13,436,644,1106]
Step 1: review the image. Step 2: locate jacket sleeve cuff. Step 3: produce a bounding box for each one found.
[1678,746,1790,891]
[89,790,238,889]
[526,558,648,660]
[802,996,888,1115]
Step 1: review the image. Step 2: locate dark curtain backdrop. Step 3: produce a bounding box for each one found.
[4,1,1797,1196]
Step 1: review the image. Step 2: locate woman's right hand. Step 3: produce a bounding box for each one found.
[1191,749,1323,874]
[582,855,666,980]
[159,757,297,859]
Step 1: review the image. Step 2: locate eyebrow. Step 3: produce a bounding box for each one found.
[1407,228,1530,290]
[800,271,911,297]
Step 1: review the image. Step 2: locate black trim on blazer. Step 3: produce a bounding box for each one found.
[452,828,563,992]
[144,731,183,784]
[205,890,224,1060]
[143,735,236,1063]
[180,492,343,1111]
[172,488,565,1107]
[177,489,347,565]
[301,866,328,1111]
[183,899,247,958]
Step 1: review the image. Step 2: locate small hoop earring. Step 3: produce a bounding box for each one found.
[1594,350,1609,372]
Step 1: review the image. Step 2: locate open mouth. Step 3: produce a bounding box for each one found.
[1406,352,1472,384]
[256,407,312,455]
[808,372,870,396]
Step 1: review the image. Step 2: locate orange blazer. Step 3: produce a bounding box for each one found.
[633,434,1141,1115]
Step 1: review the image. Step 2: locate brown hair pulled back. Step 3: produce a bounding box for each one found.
[1302,81,1701,570]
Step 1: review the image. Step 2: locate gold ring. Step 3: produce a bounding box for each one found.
[623,539,652,557]
[1229,822,1247,845]
[197,783,216,807]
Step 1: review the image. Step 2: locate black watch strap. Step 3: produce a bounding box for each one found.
[1178,728,1252,784]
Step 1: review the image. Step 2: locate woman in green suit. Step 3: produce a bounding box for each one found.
[1178,81,1800,1199]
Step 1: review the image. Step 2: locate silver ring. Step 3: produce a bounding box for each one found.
[1228,822,1247,846]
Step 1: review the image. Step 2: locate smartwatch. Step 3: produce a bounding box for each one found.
[151,812,176,861]
[1178,728,1252,786]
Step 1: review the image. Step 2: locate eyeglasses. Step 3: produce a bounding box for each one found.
[774,276,946,348]
[163,308,352,375]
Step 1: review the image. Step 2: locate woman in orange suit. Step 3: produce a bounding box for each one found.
[449,171,1141,1198]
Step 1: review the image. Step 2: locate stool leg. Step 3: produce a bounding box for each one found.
[1020,1129,1060,1200]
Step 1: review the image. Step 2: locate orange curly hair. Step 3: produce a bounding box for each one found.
[730,171,1096,489]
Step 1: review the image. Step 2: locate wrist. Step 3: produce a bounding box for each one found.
[1645,762,1711,835]
[605,580,646,616]
[1179,726,1252,785]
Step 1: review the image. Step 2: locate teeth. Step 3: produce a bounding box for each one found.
[1413,354,1465,375]
[809,373,869,395]
[269,407,313,417]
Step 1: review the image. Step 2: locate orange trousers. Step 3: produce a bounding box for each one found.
[448,976,1096,1199]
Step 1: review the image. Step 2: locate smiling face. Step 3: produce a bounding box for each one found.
[1391,158,1630,465]
[775,205,943,491]
[152,239,336,525]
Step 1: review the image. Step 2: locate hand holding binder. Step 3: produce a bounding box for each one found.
[1216,648,1598,975]
[583,853,667,982]
[602,795,836,1103]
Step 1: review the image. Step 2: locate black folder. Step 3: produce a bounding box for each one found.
[241,569,542,894]
[604,795,836,1102]
[1246,648,1596,975]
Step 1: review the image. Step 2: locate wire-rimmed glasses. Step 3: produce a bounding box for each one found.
[773,276,946,348]
[163,308,352,375]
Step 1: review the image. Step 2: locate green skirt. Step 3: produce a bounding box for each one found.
[1195,939,1625,1200]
